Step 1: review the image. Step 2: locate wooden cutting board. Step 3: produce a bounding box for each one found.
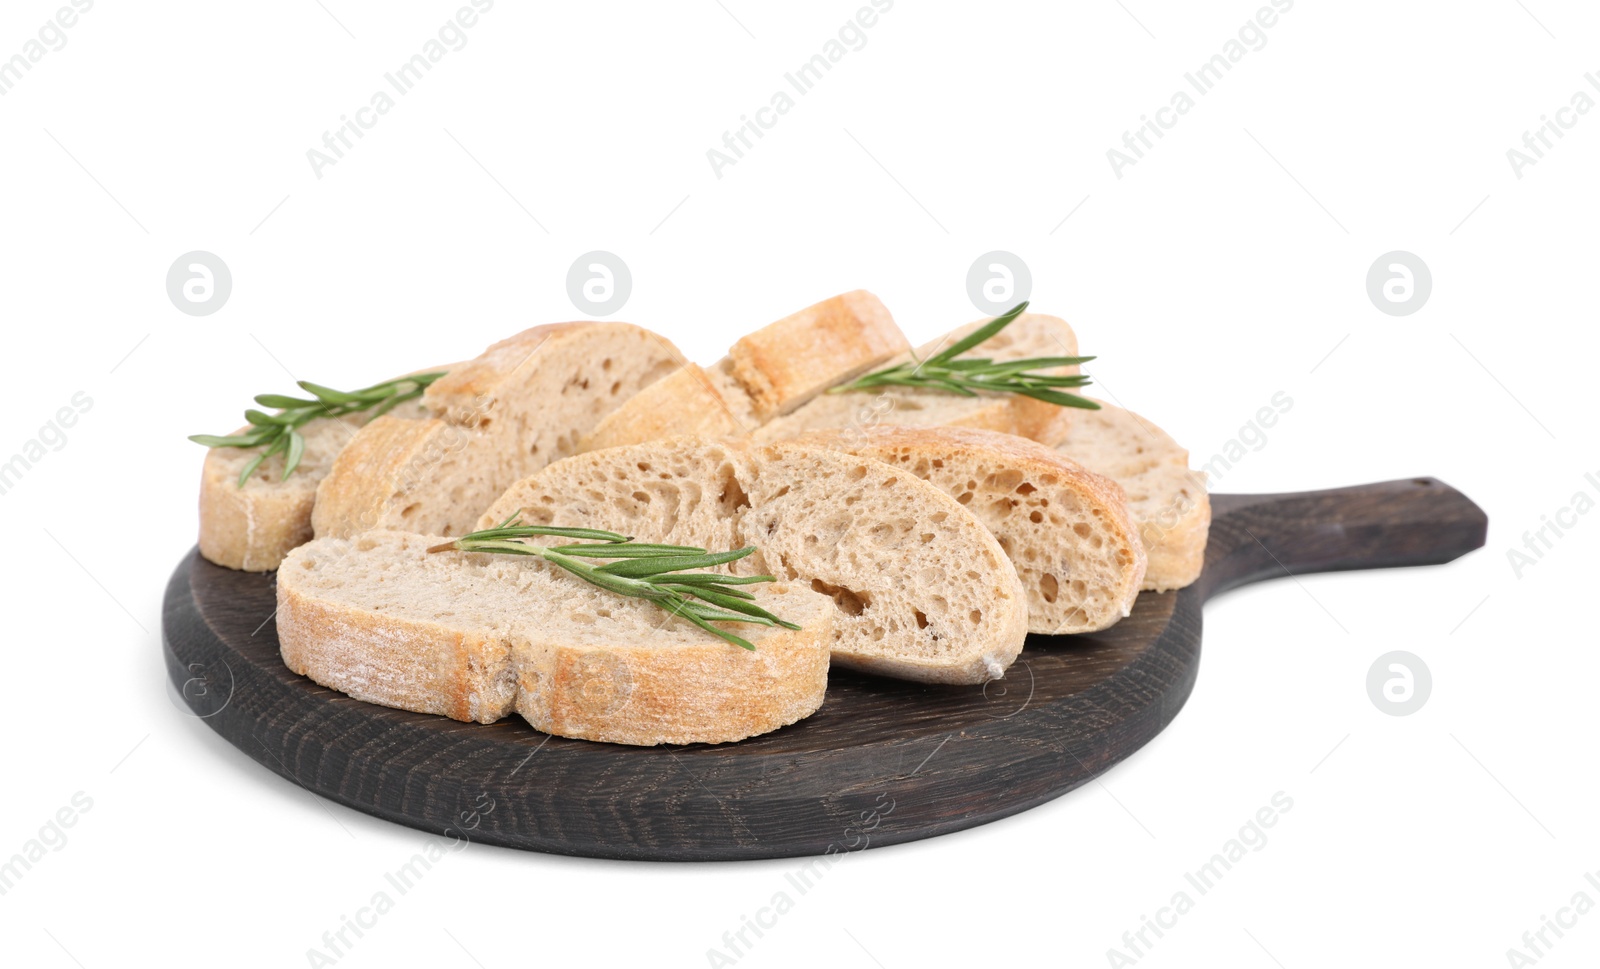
[162,478,1486,861]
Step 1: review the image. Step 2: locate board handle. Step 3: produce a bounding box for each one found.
[1199,477,1488,601]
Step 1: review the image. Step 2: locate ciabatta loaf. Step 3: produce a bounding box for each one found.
[755,313,1083,447]
[313,323,682,540]
[197,397,430,572]
[480,439,1029,685]
[278,530,834,745]
[579,291,906,451]
[794,426,1146,634]
[1055,400,1210,591]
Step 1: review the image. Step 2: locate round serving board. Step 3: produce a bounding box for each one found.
[163,478,1485,861]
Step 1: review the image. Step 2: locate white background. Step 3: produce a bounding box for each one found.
[1,1,1596,966]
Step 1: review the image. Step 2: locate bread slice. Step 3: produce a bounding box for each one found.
[578,291,907,450]
[479,439,1029,685]
[580,363,747,452]
[197,396,431,572]
[755,313,1084,447]
[726,290,907,420]
[278,530,834,745]
[791,426,1146,635]
[700,357,761,428]
[312,323,683,540]
[1055,400,1210,591]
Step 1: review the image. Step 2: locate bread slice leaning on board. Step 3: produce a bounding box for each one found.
[312,322,683,540]
[197,397,430,571]
[1055,399,1210,592]
[754,313,1084,447]
[479,438,1030,685]
[791,426,1147,635]
[580,290,908,451]
[278,530,834,745]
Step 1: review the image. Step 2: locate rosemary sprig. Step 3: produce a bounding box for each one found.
[829,301,1101,410]
[427,517,800,651]
[190,372,447,487]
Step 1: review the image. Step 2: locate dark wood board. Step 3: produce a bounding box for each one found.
[162,478,1486,861]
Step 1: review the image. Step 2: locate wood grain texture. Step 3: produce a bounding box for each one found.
[161,477,1486,861]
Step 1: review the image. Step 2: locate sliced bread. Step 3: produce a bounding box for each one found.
[312,323,683,540]
[725,290,907,420]
[479,438,1029,685]
[792,426,1147,635]
[278,530,834,745]
[197,396,431,572]
[1055,399,1210,591]
[580,363,748,452]
[578,291,907,451]
[755,313,1085,447]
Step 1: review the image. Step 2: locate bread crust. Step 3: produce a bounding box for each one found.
[278,570,516,723]
[199,469,308,572]
[725,290,908,421]
[426,323,589,424]
[525,623,829,745]
[277,533,834,745]
[199,452,318,571]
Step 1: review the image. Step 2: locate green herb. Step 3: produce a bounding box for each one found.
[190,372,447,487]
[427,517,799,651]
[829,301,1100,409]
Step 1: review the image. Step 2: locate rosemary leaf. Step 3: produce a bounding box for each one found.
[549,543,710,558]
[594,547,755,578]
[188,432,266,448]
[660,581,759,601]
[926,303,1027,363]
[663,585,802,627]
[1012,388,1105,409]
[283,429,307,480]
[654,573,777,587]
[253,393,320,409]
